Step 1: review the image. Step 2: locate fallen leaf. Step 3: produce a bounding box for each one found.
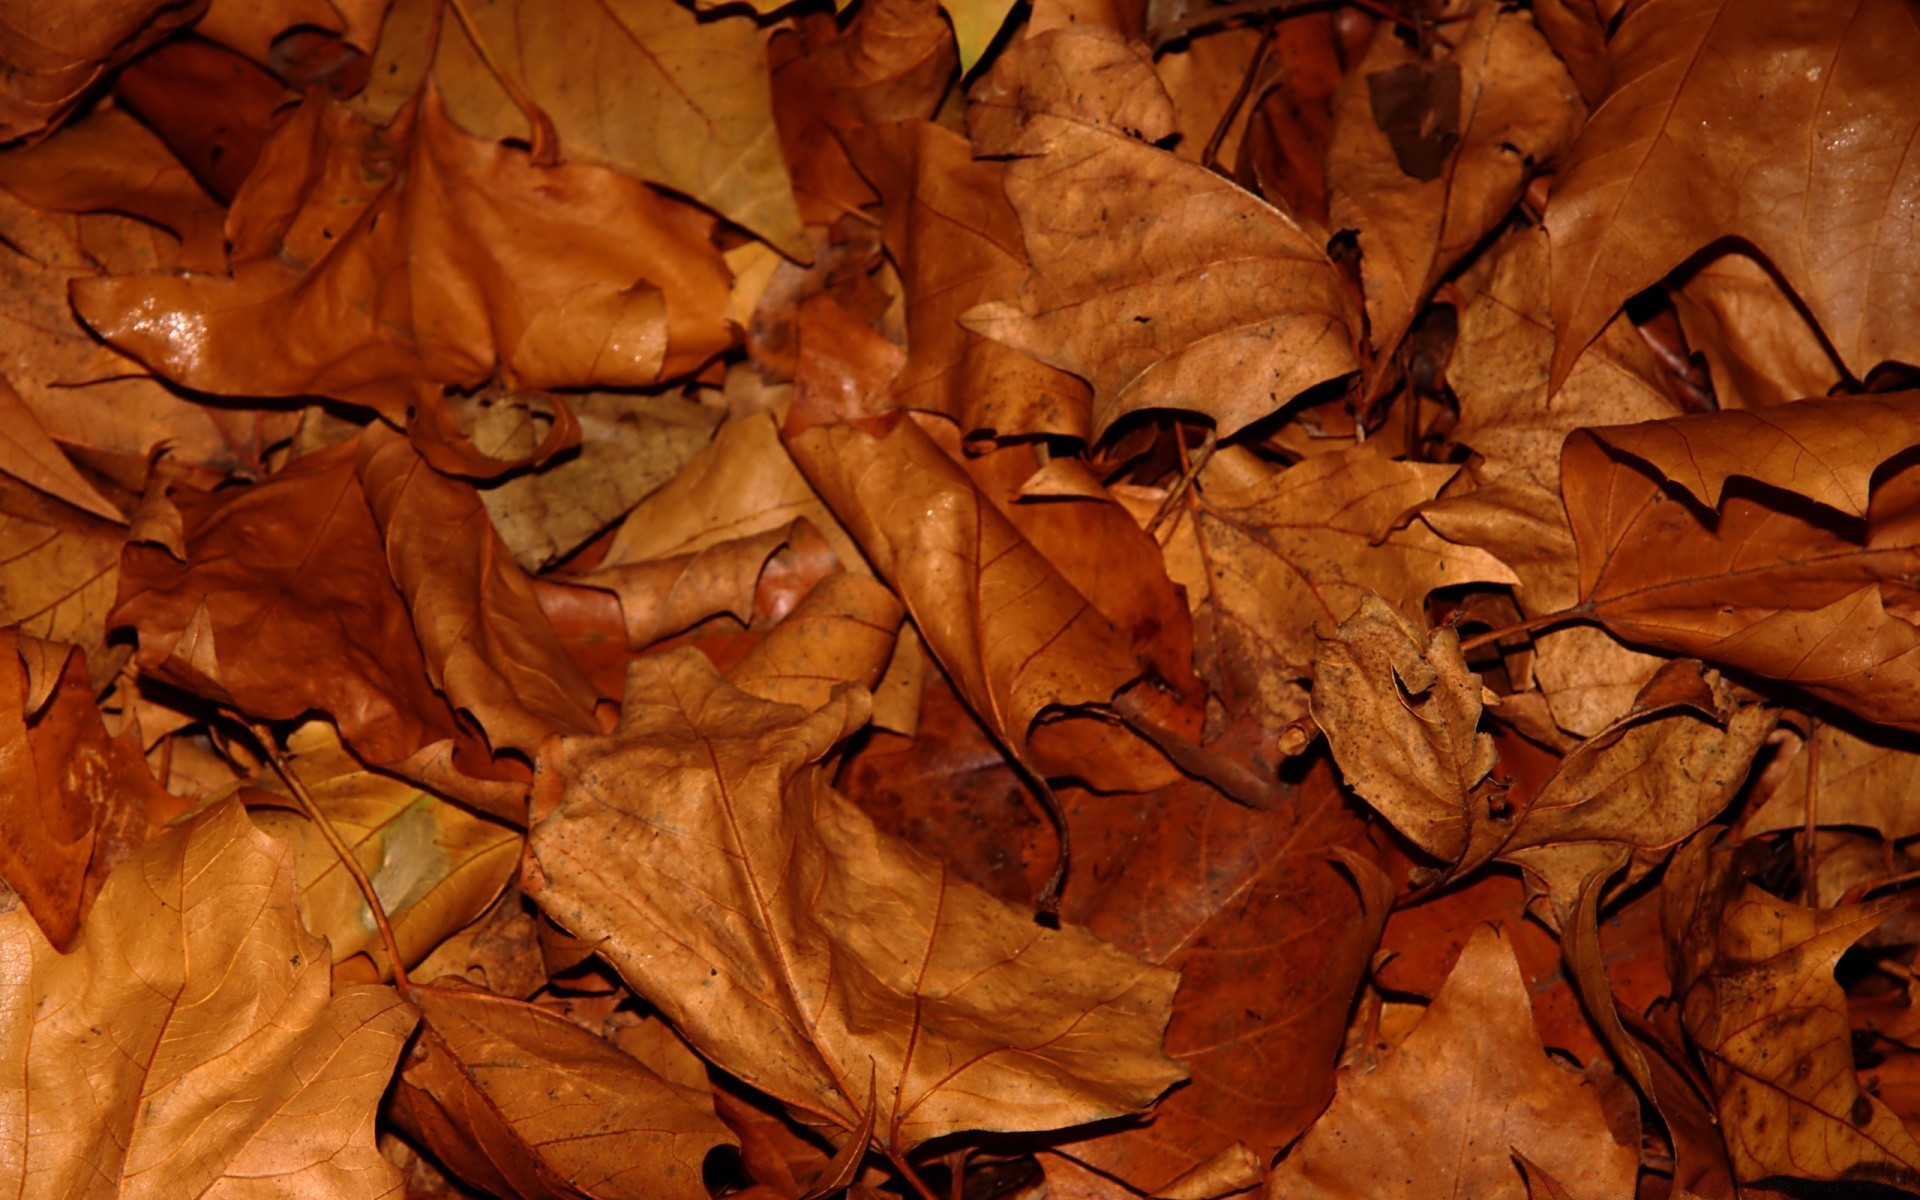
[1669,249,1847,411]
[357,428,604,754]
[0,376,120,522]
[1665,830,1920,1188]
[1742,721,1920,842]
[360,0,806,256]
[1311,593,1500,864]
[0,0,207,140]
[233,722,520,982]
[1056,765,1393,1195]
[0,797,416,1195]
[962,88,1357,438]
[111,35,286,202]
[726,571,906,710]
[74,90,733,418]
[1544,0,1920,389]
[1266,923,1638,1200]
[1198,443,1516,732]
[1326,5,1581,357]
[394,981,736,1200]
[844,120,1093,440]
[525,648,1185,1150]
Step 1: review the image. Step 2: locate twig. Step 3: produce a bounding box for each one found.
[1202,20,1275,173]
[1147,426,1218,538]
[249,722,413,1000]
[1455,605,1592,654]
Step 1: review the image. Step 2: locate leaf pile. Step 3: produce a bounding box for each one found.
[4,0,1920,1197]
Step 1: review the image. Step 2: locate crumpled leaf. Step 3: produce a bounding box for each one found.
[1056,766,1394,1196]
[786,414,1162,786]
[232,723,520,983]
[1326,5,1582,357]
[111,438,465,769]
[962,70,1356,438]
[74,90,732,418]
[358,0,805,257]
[394,981,735,1200]
[357,428,603,754]
[524,648,1185,1151]
[1544,0,1920,389]
[1198,443,1516,732]
[584,522,805,651]
[1267,924,1638,1200]
[843,120,1092,440]
[1666,831,1920,1188]
[1311,593,1500,864]
[727,571,905,711]
[0,798,416,1197]
[0,0,207,140]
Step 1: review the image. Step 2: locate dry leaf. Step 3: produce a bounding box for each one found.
[0,476,125,685]
[524,648,1185,1150]
[0,0,207,139]
[1666,831,1920,1188]
[75,90,733,417]
[1742,721,1920,841]
[394,981,736,1200]
[0,798,415,1196]
[1669,249,1847,411]
[1267,924,1638,1200]
[1327,5,1581,357]
[726,571,906,710]
[1544,0,1920,388]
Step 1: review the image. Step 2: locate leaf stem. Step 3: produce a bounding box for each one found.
[886,1147,943,1200]
[249,722,414,1001]
[442,0,560,165]
[1455,605,1591,653]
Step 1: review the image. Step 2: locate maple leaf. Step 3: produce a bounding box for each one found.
[1544,0,1920,389]
[0,798,416,1196]
[524,648,1186,1152]
[1267,924,1639,1200]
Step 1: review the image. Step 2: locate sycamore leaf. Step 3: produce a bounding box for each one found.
[359,0,806,257]
[1544,0,1920,389]
[1742,721,1920,841]
[356,428,604,755]
[1057,767,1394,1196]
[1266,924,1638,1200]
[111,438,467,769]
[962,75,1356,438]
[1326,5,1582,357]
[1197,444,1517,731]
[73,91,733,419]
[1561,424,1920,732]
[394,982,735,1200]
[842,121,1092,441]
[0,798,416,1196]
[524,648,1186,1151]
[1666,832,1920,1187]
[234,723,520,983]
[786,414,1164,787]
[0,0,207,140]
[1311,594,1499,864]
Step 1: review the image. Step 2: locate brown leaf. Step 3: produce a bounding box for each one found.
[843,121,1093,441]
[1665,831,1920,1187]
[966,24,1177,153]
[962,105,1357,438]
[1199,443,1516,732]
[1742,721,1920,842]
[111,437,465,768]
[524,648,1185,1150]
[1055,766,1393,1195]
[1561,425,1920,732]
[74,90,732,417]
[394,981,735,1200]
[1669,250,1846,412]
[0,798,416,1195]
[726,571,906,710]
[1267,923,1638,1200]
[0,376,120,523]
[786,414,1163,786]
[357,428,604,754]
[358,0,805,256]
[111,35,286,202]
[235,723,520,983]
[1311,593,1500,864]
[0,0,207,140]
[1326,6,1581,357]
[1544,0,1920,389]
[584,523,803,652]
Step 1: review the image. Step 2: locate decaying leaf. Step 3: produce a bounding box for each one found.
[525,648,1185,1150]
[1267,924,1638,1200]
[0,798,415,1196]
